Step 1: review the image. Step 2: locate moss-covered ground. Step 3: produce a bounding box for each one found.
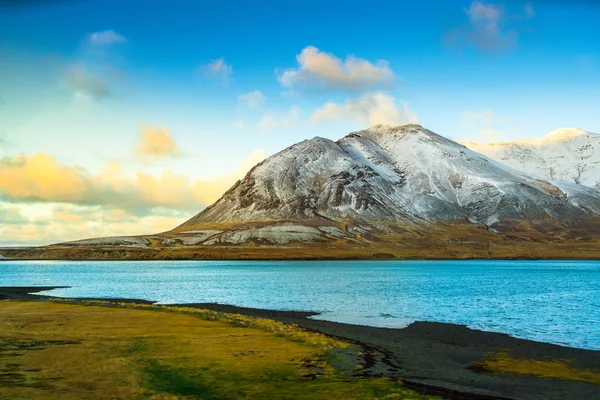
[0,300,439,400]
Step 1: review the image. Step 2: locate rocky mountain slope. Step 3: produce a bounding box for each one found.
[3,124,600,260]
[464,128,600,190]
[174,125,600,243]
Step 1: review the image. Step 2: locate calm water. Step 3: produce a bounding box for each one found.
[1,260,599,350]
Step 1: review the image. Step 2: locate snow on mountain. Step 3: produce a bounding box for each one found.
[464,128,600,190]
[176,125,600,244]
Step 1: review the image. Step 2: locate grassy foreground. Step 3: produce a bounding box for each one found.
[0,301,438,400]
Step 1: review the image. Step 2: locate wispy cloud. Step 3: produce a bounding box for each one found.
[524,2,535,19]
[66,64,111,100]
[89,30,126,46]
[445,1,534,53]
[199,58,233,83]
[237,90,266,109]
[64,30,129,100]
[277,46,394,92]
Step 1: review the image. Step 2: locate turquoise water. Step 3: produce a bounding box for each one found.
[1,260,599,350]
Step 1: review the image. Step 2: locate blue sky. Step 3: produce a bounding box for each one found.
[0,0,599,244]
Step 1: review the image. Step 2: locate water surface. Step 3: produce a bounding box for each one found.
[1,260,599,350]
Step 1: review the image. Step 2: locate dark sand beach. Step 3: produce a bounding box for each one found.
[1,286,599,400]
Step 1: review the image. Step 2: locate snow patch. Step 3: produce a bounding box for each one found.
[203,224,326,245]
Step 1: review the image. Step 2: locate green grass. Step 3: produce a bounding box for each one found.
[140,360,227,399]
[0,300,440,400]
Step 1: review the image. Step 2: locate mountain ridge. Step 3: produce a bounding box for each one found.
[464,128,600,189]
[181,124,599,231]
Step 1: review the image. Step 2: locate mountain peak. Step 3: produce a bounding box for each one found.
[541,128,588,143]
[347,124,430,142]
[366,123,424,133]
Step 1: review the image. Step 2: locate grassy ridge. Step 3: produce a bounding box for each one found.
[0,301,439,400]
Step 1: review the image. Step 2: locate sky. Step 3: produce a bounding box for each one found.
[1,0,599,245]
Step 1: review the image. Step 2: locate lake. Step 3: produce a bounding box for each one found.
[1,260,599,350]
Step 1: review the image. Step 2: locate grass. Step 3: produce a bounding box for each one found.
[0,300,439,400]
[475,350,600,386]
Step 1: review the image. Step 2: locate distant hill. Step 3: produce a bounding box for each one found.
[464,128,600,190]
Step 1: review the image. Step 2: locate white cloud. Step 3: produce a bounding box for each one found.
[66,64,111,100]
[258,106,302,132]
[237,90,266,109]
[277,46,394,91]
[312,92,418,127]
[200,58,232,83]
[89,30,126,46]
[445,1,526,52]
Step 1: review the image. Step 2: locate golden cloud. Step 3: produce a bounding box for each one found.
[278,46,394,91]
[0,150,266,212]
[0,153,89,203]
[135,124,181,159]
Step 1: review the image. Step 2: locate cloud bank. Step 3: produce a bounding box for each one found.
[0,150,265,212]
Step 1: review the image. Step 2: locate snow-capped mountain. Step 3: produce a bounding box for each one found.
[464,128,600,190]
[174,125,600,245]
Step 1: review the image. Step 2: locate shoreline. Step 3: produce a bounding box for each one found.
[1,286,599,400]
[3,257,600,262]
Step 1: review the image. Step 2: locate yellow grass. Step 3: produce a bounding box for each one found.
[0,301,439,400]
[476,350,600,386]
